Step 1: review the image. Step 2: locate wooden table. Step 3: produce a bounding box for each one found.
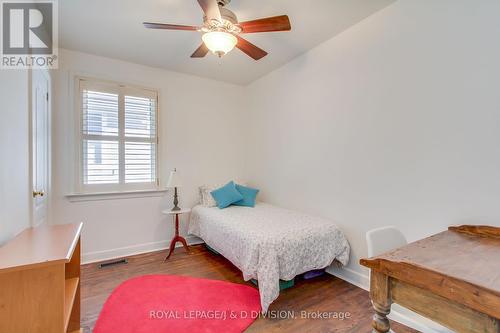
[162,208,191,260]
[360,225,500,333]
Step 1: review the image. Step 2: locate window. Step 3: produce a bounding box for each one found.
[76,77,159,193]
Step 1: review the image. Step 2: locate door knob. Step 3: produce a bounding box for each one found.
[32,190,45,198]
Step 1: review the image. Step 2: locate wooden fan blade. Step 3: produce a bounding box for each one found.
[191,43,209,58]
[143,22,199,31]
[240,15,291,33]
[236,36,268,60]
[197,0,222,23]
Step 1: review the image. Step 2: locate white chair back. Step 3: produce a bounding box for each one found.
[366,226,407,257]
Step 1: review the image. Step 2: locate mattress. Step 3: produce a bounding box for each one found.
[188,203,350,312]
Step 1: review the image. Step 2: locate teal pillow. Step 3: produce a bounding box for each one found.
[233,184,259,207]
[210,181,244,209]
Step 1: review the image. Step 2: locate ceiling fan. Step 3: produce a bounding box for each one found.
[143,0,291,60]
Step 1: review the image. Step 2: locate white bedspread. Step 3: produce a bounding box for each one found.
[188,203,350,312]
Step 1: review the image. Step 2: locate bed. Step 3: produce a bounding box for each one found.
[188,203,350,312]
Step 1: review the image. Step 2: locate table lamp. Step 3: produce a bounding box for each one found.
[166,168,182,211]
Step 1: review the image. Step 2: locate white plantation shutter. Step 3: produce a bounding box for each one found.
[82,89,120,185]
[124,95,157,183]
[78,78,159,192]
[124,95,156,138]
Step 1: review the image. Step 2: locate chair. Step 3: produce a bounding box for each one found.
[366,226,407,257]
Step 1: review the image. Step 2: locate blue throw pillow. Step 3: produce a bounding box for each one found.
[233,184,259,207]
[210,181,244,209]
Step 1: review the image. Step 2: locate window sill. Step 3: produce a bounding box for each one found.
[66,189,168,202]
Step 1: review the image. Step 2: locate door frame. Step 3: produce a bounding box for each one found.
[29,68,52,227]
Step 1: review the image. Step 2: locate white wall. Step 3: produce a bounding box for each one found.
[244,1,500,331]
[0,71,31,245]
[245,0,500,287]
[51,49,246,261]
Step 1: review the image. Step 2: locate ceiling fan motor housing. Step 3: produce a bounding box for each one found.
[217,0,231,7]
[219,7,238,25]
[202,5,240,34]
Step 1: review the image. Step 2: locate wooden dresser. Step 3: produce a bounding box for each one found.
[0,222,83,333]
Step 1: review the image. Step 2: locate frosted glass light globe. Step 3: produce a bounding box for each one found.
[202,31,237,57]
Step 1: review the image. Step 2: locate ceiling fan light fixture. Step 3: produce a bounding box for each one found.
[202,31,237,57]
[143,0,291,61]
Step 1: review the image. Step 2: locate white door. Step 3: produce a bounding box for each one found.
[31,69,50,227]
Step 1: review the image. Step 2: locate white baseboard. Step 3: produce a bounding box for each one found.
[326,266,452,333]
[82,235,204,264]
[326,264,369,290]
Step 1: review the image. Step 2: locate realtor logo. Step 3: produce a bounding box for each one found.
[1,0,58,68]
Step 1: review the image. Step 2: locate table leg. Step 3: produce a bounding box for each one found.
[177,235,190,253]
[370,271,392,333]
[164,213,190,261]
[164,237,177,261]
[372,301,391,333]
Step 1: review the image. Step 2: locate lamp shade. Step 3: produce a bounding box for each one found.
[166,169,182,188]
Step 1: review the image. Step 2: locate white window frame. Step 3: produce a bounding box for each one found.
[73,76,160,194]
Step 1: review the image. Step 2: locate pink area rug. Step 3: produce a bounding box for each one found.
[94,274,261,333]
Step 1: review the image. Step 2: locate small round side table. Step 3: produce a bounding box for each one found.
[162,208,191,261]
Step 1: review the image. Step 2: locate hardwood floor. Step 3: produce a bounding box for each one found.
[81,245,419,333]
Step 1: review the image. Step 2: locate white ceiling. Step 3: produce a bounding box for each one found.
[59,0,396,85]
